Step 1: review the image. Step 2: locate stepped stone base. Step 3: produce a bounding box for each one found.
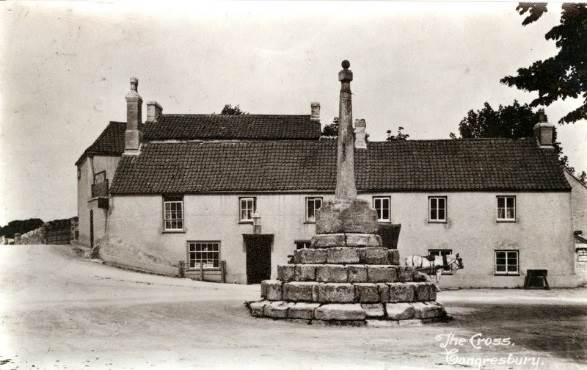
[247,300,448,324]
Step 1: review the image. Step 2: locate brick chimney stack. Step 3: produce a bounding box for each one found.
[125,77,142,155]
[354,119,367,149]
[146,101,163,122]
[310,102,321,122]
[533,112,555,149]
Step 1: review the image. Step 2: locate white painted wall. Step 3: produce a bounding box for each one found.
[103,191,577,287]
[565,171,587,235]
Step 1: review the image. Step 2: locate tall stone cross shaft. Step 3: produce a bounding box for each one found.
[335,60,357,200]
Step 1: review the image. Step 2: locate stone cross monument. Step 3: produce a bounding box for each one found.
[247,61,447,325]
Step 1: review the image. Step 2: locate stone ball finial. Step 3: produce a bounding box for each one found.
[342,60,350,69]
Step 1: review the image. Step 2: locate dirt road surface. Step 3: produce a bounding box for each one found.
[0,245,585,369]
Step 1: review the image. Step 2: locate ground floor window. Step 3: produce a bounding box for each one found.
[495,250,519,275]
[188,241,220,269]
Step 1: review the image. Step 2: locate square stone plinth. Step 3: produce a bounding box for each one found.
[317,283,355,303]
[316,265,348,283]
[288,302,320,320]
[316,199,379,234]
[385,303,416,320]
[388,282,415,303]
[315,304,367,321]
[283,282,317,302]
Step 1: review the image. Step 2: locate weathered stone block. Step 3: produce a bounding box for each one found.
[364,248,389,264]
[311,234,345,248]
[295,264,318,281]
[294,249,328,264]
[283,282,316,302]
[347,265,368,283]
[387,249,400,265]
[249,300,268,317]
[367,265,398,283]
[361,303,385,318]
[317,283,355,303]
[385,303,415,320]
[397,267,416,282]
[345,234,382,248]
[429,284,438,301]
[264,301,290,318]
[314,303,366,321]
[388,282,415,303]
[354,283,380,303]
[414,282,432,301]
[377,283,390,302]
[277,264,296,282]
[316,265,348,283]
[288,302,320,320]
[413,302,445,319]
[316,199,378,234]
[327,247,359,264]
[261,280,283,301]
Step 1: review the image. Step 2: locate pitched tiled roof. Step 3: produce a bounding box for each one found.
[143,114,321,141]
[110,138,571,194]
[75,122,126,165]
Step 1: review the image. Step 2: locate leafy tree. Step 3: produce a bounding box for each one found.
[501,3,587,124]
[321,118,339,136]
[220,104,246,115]
[0,218,44,238]
[456,101,576,170]
[385,126,410,141]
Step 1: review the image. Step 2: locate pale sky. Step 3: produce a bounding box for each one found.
[1,1,586,225]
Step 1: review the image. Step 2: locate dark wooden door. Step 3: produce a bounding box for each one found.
[89,210,94,248]
[245,238,272,284]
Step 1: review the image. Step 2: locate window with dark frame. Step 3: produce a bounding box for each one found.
[495,250,519,275]
[295,240,311,249]
[187,241,220,269]
[305,197,323,223]
[372,196,391,222]
[163,195,184,231]
[497,196,516,222]
[429,196,447,222]
[239,197,256,222]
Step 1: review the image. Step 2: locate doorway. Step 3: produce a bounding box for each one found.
[243,234,273,284]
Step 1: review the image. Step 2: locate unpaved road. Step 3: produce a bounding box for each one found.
[0,245,585,369]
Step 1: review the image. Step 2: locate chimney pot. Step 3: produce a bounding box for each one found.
[354,119,367,149]
[310,102,320,122]
[125,77,143,154]
[146,101,163,122]
[533,113,555,148]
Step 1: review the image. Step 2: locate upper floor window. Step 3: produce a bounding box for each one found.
[163,195,184,231]
[373,196,391,223]
[429,196,447,223]
[495,250,518,275]
[305,197,323,223]
[497,196,516,222]
[239,197,256,223]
